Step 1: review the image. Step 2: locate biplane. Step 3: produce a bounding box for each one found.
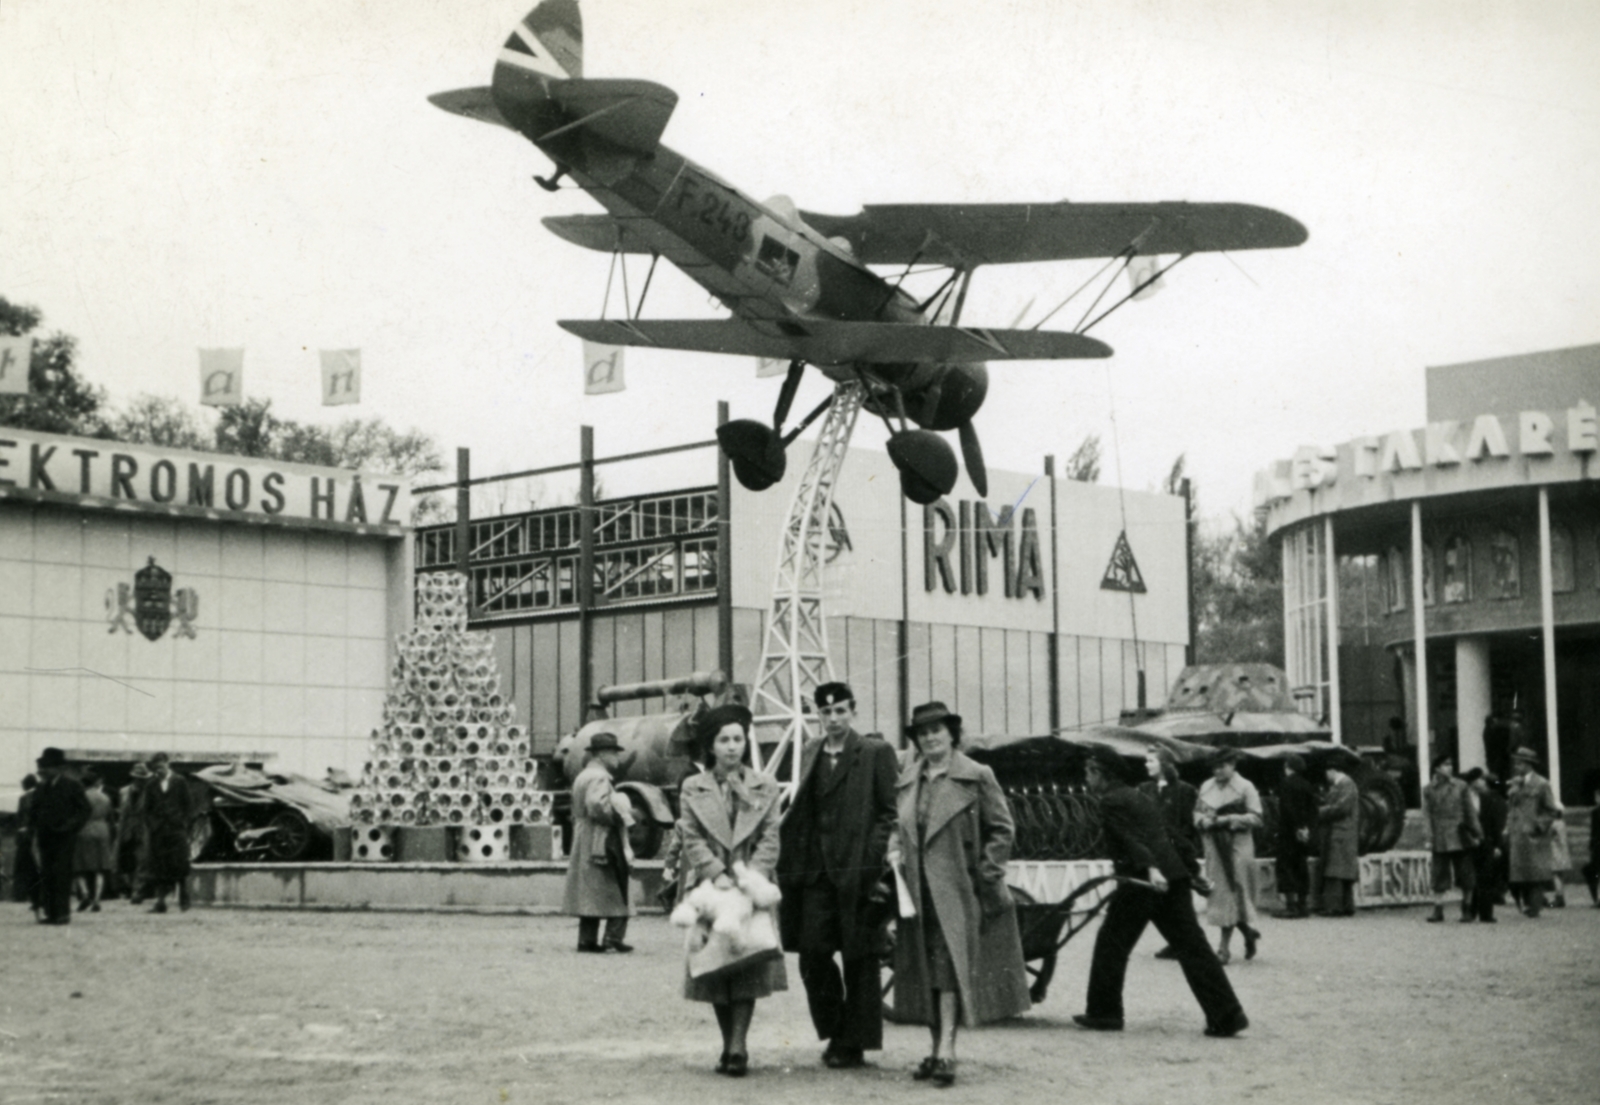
[432,0,1307,503]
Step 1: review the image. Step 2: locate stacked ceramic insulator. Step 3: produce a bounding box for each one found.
[350,572,556,837]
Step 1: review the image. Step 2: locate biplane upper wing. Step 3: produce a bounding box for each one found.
[797,202,1309,267]
[559,318,1112,365]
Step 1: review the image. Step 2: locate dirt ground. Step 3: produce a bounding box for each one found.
[2,896,1597,1105]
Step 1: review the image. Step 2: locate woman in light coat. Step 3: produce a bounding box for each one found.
[1195,749,1263,963]
[890,701,1030,1087]
[675,704,787,1077]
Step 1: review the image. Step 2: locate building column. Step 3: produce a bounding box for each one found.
[1410,500,1431,779]
[1324,515,1342,743]
[1537,487,1562,797]
[1455,635,1492,772]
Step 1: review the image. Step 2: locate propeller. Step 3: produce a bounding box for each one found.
[958,420,988,498]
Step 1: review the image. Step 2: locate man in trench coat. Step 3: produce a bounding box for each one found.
[1315,765,1361,916]
[562,731,634,951]
[1504,746,1560,917]
[777,682,898,1069]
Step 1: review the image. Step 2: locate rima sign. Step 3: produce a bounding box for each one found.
[0,427,407,531]
[924,500,1045,601]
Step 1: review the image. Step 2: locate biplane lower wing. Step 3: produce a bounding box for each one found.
[558,318,1112,364]
[798,201,1309,266]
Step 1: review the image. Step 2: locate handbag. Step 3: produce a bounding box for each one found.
[686,907,782,982]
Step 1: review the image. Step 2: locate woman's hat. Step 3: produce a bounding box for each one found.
[130,763,152,780]
[588,731,623,754]
[905,701,961,736]
[695,703,753,742]
[35,747,68,769]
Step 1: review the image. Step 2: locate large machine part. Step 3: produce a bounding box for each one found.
[554,670,729,858]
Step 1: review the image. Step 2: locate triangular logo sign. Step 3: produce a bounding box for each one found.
[1100,530,1147,594]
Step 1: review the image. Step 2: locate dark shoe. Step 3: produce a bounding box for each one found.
[930,1058,955,1087]
[150,901,168,914]
[716,1051,730,1075]
[823,1043,865,1069]
[1480,915,1497,923]
[1205,1011,1250,1038]
[1552,892,1566,909]
[1427,906,1445,923]
[1153,944,1178,959]
[1072,1014,1124,1031]
[726,1053,748,1078]
[603,942,633,954]
[576,942,605,953]
[912,1056,939,1081]
[1242,926,1260,960]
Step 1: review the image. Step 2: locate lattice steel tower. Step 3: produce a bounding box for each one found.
[747,381,864,797]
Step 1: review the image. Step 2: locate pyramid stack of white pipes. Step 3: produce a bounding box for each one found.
[349,572,554,856]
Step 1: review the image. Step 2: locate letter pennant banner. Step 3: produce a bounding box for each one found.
[199,348,245,407]
[320,349,362,406]
[755,356,787,378]
[583,341,625,394]
[0,336,33,395]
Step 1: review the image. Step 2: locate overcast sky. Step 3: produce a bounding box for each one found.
[3,0,1597,520]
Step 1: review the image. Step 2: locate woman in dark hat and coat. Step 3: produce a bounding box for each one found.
[675,704,787,1076]
[890,701,1030,1086]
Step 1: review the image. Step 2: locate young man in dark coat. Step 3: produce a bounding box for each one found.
[777,682,898,1069]
[26,748,92,926]
[1074,745,1248,1038]
[140,753,195,913]
[1274,754,1320,919]
[1462,768,1508,922]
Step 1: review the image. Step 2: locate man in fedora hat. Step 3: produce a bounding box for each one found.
[777,681,898,1069]
[25,747,92,925]
[1505,747,1560,917]
[562,731,634,952]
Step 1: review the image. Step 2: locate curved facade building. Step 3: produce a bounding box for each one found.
[1256,343,1599,804]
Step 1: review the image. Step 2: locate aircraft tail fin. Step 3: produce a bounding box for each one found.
[490,1,584,132]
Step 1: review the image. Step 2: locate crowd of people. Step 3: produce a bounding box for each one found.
[12,749,194,923]
[560,688,1598,1082]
